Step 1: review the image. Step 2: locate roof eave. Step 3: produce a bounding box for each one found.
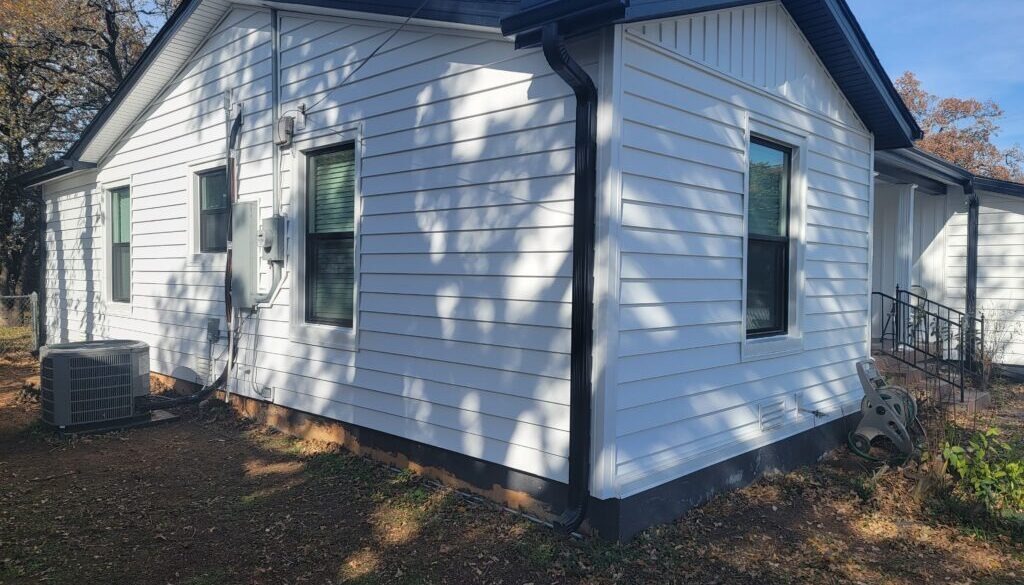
[502,0,921,150]
[974,176,1024,198]
[13,159,98,188]
[876,147,1024,199]
[64,0,202,164]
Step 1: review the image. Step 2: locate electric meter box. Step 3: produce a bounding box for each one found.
[231,201,259,310]
[262,215,286,263]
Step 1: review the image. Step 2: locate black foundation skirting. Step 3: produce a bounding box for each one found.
[222,389,857,542]
[586,413,858,541]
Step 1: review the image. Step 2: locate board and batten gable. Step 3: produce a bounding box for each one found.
[40,5,614,483]
[610,2,874,497]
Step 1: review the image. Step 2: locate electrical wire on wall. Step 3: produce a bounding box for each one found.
[282,0,430,128]
[216,1,429,406]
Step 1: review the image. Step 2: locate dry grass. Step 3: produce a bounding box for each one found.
[1,352,1023,585]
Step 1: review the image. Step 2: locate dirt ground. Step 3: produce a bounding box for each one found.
[2,351,1023,585]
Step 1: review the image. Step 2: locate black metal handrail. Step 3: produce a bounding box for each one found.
[873,286,985,402]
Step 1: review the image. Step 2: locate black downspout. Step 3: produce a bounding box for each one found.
[964,179,980,368]
[541,22,597,535]
[36,189,47,349]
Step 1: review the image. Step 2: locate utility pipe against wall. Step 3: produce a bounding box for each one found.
[252,7,284,306]
[541,22,598,535]
[215,96,244,404]
[138,97,244,412]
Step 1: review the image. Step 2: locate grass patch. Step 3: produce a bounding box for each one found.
[183,569,230,585]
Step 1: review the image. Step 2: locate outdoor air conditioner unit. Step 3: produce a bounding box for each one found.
[39,340,150,429]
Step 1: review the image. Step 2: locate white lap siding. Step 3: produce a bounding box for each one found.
[946,192,1024,366]
[42,7,607,481]
[611,3,873,496]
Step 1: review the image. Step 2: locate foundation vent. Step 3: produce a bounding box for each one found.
[759,399,788,432]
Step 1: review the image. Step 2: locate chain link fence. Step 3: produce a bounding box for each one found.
[0,293,39,357]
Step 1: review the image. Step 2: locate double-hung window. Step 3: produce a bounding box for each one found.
[197,168,229,253]
[746,137,791,338]
[306,144,356,327]
[109,186,131,303]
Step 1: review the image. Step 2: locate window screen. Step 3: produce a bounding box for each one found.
[306,144,356,326]
[110,186,131,303]
[198,168,228,253]
[746,138,791,338]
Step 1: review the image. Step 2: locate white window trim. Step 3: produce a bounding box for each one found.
[102,177,133,316]
[741,117,807,361]
[288,129,362,350]
[186,156,229,266]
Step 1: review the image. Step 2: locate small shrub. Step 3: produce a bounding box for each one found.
[942,428,1024,516]
[852,464,889,503]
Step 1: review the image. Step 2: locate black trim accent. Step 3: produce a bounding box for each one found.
[13,159,96,187]
[502,0,626,45]
[782,0,921,148]
[875,147,1024,198]
[586,412,859,541]
[225,386,856,542]
[974,176,1024,198]
[540,22,598,535]
[274,0,519,28]
[20,0,934,183]
[964,179,980,326]
[505,0,920,149]
[234,392,569,511]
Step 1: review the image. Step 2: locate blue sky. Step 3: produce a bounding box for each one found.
[847,0,1024,150]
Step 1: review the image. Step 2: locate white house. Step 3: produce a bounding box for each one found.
[872,148,1024,376]
[19,0,931,539]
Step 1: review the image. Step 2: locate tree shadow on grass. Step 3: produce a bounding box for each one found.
[2,366,1023,585]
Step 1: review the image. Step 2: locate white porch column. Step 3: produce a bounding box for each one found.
[895,183,917,291]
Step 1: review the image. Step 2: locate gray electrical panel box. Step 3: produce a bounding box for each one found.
[261,215,286,263]
[231,201,259,310]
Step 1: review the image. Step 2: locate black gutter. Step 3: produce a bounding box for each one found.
[876,147,1024,199]
[975,176,1024,198]
[504,0,625,49]
[530,21,600,534]
[13,159,97,187]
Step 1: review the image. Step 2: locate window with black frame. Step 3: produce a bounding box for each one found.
[306,143,356,327]
[746,137,791,338]
[110,186,131,303]
[197,167,228,253]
